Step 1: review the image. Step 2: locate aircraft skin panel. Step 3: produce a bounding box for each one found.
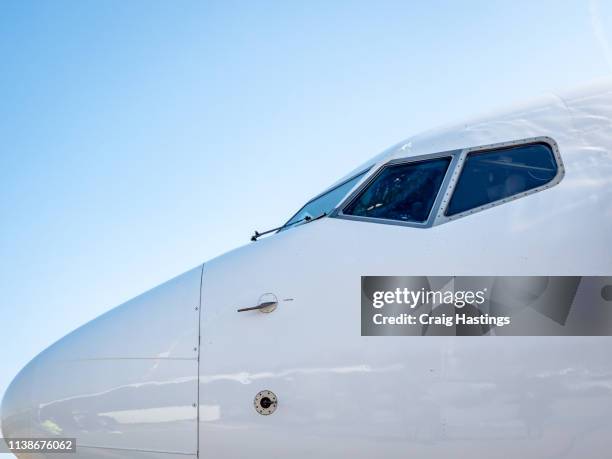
[70,447,196,459]
[6,359,198,453]
[36,265,204,361]
[197,217,612,458]
[1,267,202,457]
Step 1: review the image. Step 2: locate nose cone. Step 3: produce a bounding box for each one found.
[1,341,83,438]
[0,266,202,456]
[2,358,40,439]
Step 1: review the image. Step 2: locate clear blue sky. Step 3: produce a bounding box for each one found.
[0,0,611,434]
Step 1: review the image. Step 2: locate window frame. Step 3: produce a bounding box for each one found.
[435,136,564,224]
[330,136,564,228]
[332,150,462,228]
[279,166,373,232]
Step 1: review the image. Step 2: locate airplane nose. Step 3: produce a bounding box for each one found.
[2,339,88,441]
[1,265,202,457]
[2,357,40,439]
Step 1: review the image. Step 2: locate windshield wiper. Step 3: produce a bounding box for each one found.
[250,212,327,241]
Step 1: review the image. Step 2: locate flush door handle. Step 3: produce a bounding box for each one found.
[237,301,277,313]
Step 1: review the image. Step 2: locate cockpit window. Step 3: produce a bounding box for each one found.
[281,168,370,230]
[445,142,558,216]
[342,157,451,223]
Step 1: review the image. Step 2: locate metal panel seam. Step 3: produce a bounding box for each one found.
[78,444,197,456]
[196,262,204,459]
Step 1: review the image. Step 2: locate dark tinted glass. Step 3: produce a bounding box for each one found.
[343,157,451,223]
[446,143,557,216]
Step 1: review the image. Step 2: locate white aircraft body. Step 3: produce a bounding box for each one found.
[2,81,612,458]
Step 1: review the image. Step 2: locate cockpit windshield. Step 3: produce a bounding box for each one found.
[280,168,370,231]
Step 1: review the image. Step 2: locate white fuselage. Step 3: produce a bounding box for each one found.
[2,82,612,459]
